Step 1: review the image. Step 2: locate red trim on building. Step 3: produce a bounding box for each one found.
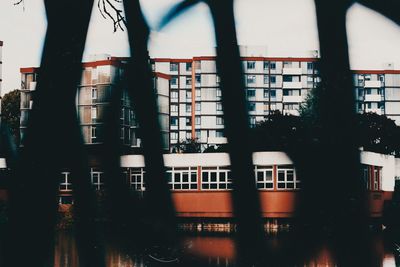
[242,57,318,62]
[353,70,400,74]
[20,67,39,73]
[154,72,171,80]
[82,59,125,68]
[193,56,217,61]
[152,58,193,63]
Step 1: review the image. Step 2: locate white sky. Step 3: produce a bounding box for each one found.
[0,0,400,95]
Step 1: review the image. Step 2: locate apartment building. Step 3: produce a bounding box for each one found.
[19,54,170,151]
[152,53,319,151]
[354,64,400,124]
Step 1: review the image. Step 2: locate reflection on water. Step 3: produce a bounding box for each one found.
[54,230,397,267]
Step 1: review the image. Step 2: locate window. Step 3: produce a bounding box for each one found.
[186,104,192,113]
[171,117,178,126]
[195,103,201,111]
[358,88,364,98]
[307,62,314,70]
[91,106,97,121]
[248,103,256,112]
[91,87,97,100]
[216,130,224,137]
[216,102,223,111]
[263,61,269,70]
[186,62,192,71]
[270,76,276,84]
[216,75,221,85]
[247,75,256,84]
[171,132,178,140]
[283,76,293,82]
[247,61,256,70]
[284,103,299,110]
[171,76,178,86]
[277,166,299,189]
[185,131,192,140]
[247,89,256,98]
[250,116,256,127]
[270,89,276,98]
[216,116,224,125]
[264,89,269,98]
[373,167,381,191]
[270,62,276,69]
[171,104,178,112]
[307,76,314,84]
[167,167,198,190]
[365,75,371,81]
[264,75,269,84]
[195,74,201,84]
[186,117,191,126]
[195,130,201,138]
[91,169,103,190]
[283,89,300,96]
[91,126,97,140]
[216,88,222,97]
[59,172,72,191]
[186,90,192,100]
[195,116,201,125]
[196,89,201,99]
[201,166,232,190]
[170,63,178,72]
[171,91,178,99]
[186,77,192,86]
[255,166,273,190]
[129,168,145,191]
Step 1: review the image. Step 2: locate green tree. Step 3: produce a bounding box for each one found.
[171,138,201,153]
[1,89,20,144]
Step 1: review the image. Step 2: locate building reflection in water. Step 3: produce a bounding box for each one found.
[53,230,397,267]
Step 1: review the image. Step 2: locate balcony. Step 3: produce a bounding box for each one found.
[364,94,383,102]
[283,95,302,103]
[30,81,37,90]
[283,109,299,116]
[283,82,302,89]
[364,80,382,88]
[283,68,302,75]
[365,108,383,115]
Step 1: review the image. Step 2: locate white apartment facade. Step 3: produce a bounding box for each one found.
[19,54,171,151]
[152,55,319,151]
[354,64,400,124]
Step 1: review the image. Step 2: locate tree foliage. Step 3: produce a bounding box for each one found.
[1,90,20,144]
[171,138,201,153]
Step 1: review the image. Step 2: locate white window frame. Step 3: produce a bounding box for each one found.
[277,166,299,190]
[201,166,232,190]
[59,172,72,191]
[167,167,198,190]
[129,168,145,191]
[91,169,104,190]
[255,166,274,190]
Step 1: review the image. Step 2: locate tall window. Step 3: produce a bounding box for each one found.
[167,167,198,190]
[171,117,178,126]
[171,104,178,112]
[195,116,201,125]
[195,102,201,111]
[216,102,223,111]
[91,169,103,190]
[129,168,145,191]
[91,106,97,122]
[171,76,178,86]
[201,166,232,190]
[277,166,299,189]
[59,172,72,191]
[171,91,178,99]
[247,75,256,84]
[186,77,192,86]
[255,166,273,189]
[264,75,269,84]
[263,61,269,70]
[186,62,192,71]
[195,74,201,84]
[307,62,314,70]
[247,89,256,98]
[170,63,178,72]
[91,126,97,142]
[270,62,276,70]
[216,116,224,125]
[186,104,192,113]
[248,103,256,112]
[171,132,178,140]
[247,61,256,70]
[270,76,276,84]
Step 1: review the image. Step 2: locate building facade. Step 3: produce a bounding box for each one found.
[354,65,400,124]
[19,54,170,151]
[152,55,400,151]
[151,54,320,151]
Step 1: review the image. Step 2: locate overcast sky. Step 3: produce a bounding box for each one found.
[0,0,400,95]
